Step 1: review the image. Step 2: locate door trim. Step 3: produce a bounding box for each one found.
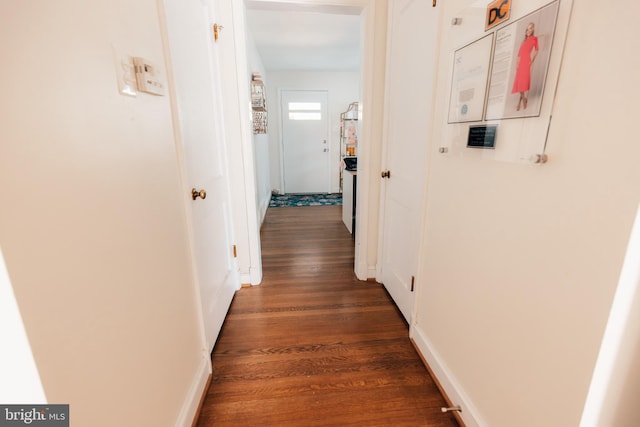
[352,0,384,280]
[217,0,263,286]
[239,0,385,281]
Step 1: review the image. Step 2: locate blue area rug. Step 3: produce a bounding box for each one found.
[269,193,342,207]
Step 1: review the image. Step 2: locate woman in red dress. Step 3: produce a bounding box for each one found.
[512,23,539,111]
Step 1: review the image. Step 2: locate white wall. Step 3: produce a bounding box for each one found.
[265,71,360,194]
[0,1,205,425]
[412,1,640,426]
[246,30,271,224]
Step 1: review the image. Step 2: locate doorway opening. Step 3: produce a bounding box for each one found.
[241,0,386,280]
[244,0,377,280]
[245,3,363,195]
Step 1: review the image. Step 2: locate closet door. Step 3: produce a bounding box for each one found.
[378,0,440,323]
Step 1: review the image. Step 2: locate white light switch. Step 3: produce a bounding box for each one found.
[133,57,165,96]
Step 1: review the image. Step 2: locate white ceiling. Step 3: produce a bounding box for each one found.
[245,2,362,71]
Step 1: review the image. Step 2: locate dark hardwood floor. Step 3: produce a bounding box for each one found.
[196,205,459,427]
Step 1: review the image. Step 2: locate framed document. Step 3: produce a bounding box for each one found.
[447,33,494,124]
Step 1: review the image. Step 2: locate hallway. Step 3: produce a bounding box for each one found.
[196,206,459,426]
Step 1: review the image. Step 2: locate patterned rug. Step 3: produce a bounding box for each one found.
[269,193,342,207]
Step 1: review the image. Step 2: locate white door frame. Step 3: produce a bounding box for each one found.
[217,0,263,286]
[245,0,386,281]
[352,0,385,281]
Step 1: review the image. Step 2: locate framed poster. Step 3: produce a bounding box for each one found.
[485,1,560,120]
[447,33,494,124]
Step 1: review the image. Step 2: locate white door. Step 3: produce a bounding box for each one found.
[281,90,330,194]
[162,0,239,351]
[379,0,440,323]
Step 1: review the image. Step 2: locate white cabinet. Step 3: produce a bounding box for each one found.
[342,170,356,234]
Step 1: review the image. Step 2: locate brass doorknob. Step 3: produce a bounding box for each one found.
[191,188,207,200]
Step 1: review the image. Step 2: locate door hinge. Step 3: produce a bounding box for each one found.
[410,276,415,292]
[233,245,237,258]
[213,23,224,42]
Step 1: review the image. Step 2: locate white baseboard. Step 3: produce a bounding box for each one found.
[355,260,368,281]
[240,266,262,286]
[410,324,486,427]
[174,353,212,427]
[240,272,252,286]
[355,264,378,281]
[249,266,262,285]
[259,195,270,226]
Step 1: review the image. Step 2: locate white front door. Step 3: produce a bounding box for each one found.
[379,0,440,323]
[281,90,330,194]
[162,0,239,351]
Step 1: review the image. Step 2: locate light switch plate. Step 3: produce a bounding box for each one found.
[133,57,165,96]
[112,44,137,97]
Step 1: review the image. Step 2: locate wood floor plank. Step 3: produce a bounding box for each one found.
[196,206,458,427]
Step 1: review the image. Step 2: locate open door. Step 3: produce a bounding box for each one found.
[378,0,440,323]
[162,0,239,351]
